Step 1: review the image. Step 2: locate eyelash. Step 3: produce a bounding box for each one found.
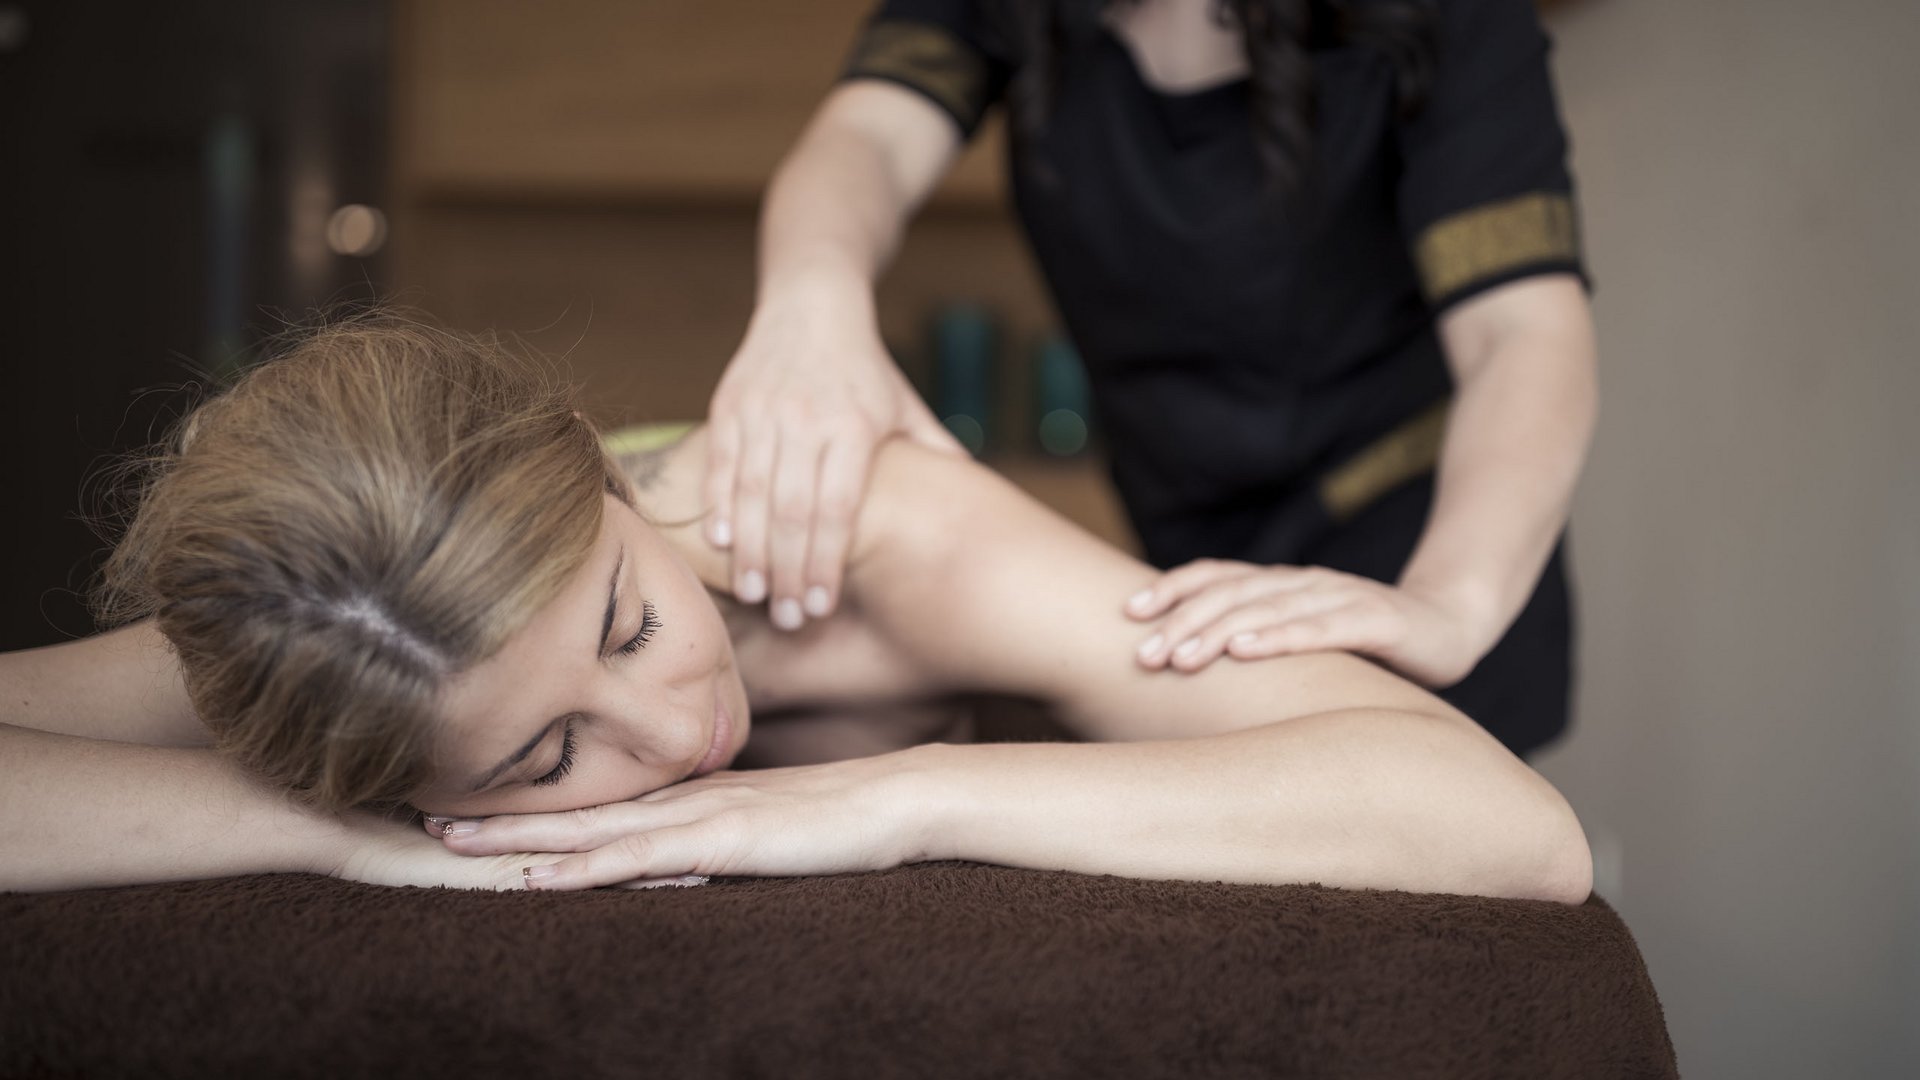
[615,600,661,656]
[531,722,577,787]
[529,602,659,788]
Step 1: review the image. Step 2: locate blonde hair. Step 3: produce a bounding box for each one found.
[95,317,629,811]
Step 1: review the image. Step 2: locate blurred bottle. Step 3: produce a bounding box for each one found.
[931,302,997,456]
[1033,333,1092,457]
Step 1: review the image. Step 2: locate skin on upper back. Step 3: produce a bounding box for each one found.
[625,427,1466,745]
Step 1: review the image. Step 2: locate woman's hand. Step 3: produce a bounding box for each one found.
[423,751,933,892]
[1125,560,1498,688]
[329,810,574,890]
[705,286,962,631]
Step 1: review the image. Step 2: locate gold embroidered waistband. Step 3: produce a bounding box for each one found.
[1318,400,1451,522]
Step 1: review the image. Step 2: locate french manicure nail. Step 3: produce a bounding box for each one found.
[804,586,831,618]
[739,570,766,604]
[1230,633,1259,651]
[710,519,732,547]
[1175,638,1201,659]
[522,865,556,890]
[772,598,803,630]
[1127,589,1154,613]
[446,821,480,839]
[1137,634,1164,660]
[423,815,452,827]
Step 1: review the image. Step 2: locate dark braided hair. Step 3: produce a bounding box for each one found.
[1001,0,1439,200]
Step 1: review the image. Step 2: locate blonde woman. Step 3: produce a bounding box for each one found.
[0,321,1590,901]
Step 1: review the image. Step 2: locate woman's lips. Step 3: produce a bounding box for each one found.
[692,695,732,777]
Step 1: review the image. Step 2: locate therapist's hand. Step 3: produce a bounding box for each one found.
[705,287,962,630]
[1125,559,1498,688]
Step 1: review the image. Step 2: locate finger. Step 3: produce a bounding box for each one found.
[1124,559,1267,621]
[702,417,741,550]
[422,814,454,838]
[766,433,826,631]
[803,435,875,620]
[438,801,705,856]
[1138,573,1332,669]
[523,822,713,892]
[1169,591,1357,673]
[1223,603,1371,662]
[729,426,779,605]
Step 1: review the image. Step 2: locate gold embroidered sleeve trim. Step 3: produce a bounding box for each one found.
[1413,191,1581,306]
[844,19,995,135]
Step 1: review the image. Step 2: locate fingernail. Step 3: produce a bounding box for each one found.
[772,598,803,630]
[446,821,480,839]
[522,865,557,890]
[709,519,732,547]
[1174,638,1201,659]
[423,815,452,828]
[1231,632,1259,650]
[638,875,708,889]
[804,586,831,618]
[738,570,766,604]
[1127,589,1154,614]
[1136,634,1164,661]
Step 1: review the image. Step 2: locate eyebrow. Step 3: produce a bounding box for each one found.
[465,548,624,793]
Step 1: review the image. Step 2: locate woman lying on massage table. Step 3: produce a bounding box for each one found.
[0,320,1592,901]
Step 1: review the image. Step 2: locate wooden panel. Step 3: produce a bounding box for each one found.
[393,0,1007,207]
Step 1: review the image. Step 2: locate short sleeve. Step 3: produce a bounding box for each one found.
[840,0,1015,141]
[1397,0,1589,312]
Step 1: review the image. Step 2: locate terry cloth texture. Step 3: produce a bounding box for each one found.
[0,864,1676,1079]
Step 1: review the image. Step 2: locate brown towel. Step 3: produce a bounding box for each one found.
[1,863,1676,1078]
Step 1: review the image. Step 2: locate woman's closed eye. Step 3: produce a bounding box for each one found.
[615,600,661,657]
[532,721,578,787]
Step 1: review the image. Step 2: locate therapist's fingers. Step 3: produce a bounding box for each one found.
[1124,559,1264,620]
[1137,573,1330,669]
[803,434,875,621]
[728,427,779,605]
[766,434,826,631]
[1222,603,1375,663]
[702,416,741,551]
[1168,591,1361,672]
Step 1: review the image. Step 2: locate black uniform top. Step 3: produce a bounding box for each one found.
[845,0,1589,570]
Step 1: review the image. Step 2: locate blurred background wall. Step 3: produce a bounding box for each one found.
[1533,0,1920,1075]
[2,1,1914,1075]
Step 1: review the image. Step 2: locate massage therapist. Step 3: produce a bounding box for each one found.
[700,0,1599,757]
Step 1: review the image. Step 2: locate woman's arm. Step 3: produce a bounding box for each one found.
[0,620,205,746]
[0,626,559,893]
[848,441,1592,902]
[480,437,1590,902]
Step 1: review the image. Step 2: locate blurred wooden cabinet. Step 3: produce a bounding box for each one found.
[388,0,1136,552]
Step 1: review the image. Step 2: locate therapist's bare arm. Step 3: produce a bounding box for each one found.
[705,80,967,634]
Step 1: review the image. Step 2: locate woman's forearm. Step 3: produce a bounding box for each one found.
[0,723,346,893]
[1399,303,1598,651]
[910,709,1592,903]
